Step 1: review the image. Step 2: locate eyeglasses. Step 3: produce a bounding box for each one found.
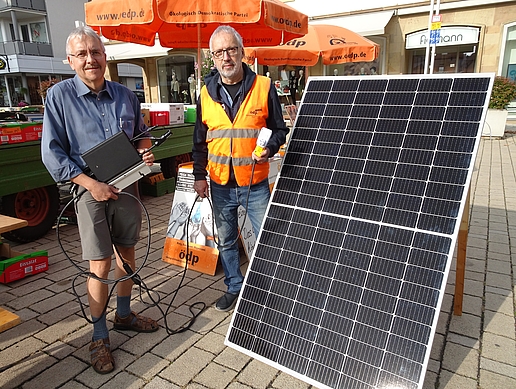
[68,50,105,60]
[211,46,240,59]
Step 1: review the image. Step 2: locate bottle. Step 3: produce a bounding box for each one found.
[254,127,272,157]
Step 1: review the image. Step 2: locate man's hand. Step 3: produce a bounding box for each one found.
[252,147,270,164]
[138,149,155,166]
[71,173,119,201]
[89,180,120,201]
[193,180,210,198]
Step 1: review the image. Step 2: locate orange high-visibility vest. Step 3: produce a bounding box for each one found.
[201,76,270,186]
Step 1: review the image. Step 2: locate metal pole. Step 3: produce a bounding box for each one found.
[429,0,441,74]
[4,74,12,107]
[197,24,202,98]
[424,0,435,74]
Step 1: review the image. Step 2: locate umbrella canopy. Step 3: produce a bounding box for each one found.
[244,24,380,66]
[85,0,308,48]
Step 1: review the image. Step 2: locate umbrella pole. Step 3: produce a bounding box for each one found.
[197,24,202,99]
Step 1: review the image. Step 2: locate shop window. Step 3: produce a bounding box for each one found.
[409,45,476,74]
[157,54,196,104]
[501,24,516,81]
[326,62,379,76]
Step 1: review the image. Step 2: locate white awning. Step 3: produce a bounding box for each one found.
[104,41,171,61]
[309,10,394,36]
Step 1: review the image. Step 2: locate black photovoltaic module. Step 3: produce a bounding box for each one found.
[225,74,494,389]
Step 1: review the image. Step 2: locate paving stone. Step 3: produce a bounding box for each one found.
[271,371,311,388]
[118,329,169,356]
[22,356,88,389]
[441,342,479,378]
[479,369,516,389]
[7,278,53,297]
[480,357,516,378]
[236,358,279,388]
[483,310,516,339]
[34,315,88,344]
[0,336,48,369]
[38,300,81,325]
[0,318,46,349]
[446,332,480,349]
[448,312,481,339]
[0,351,57,389]
[194,361,238,389]
[152,329,202,362]
[484,292,514,315]
[422,370,438,389]
[160,346,214,386]
[42,340,77,360]
[436,369,478,389]
[485,272,512,291]
[194,330,227,355]
[482,332,516,365]
[126,352,170,381]
[6,288,54,311]
[96,370,146,389]
[58,381,90,389]
[144,376,181,389]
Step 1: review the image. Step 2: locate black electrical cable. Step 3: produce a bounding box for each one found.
[56,185,205,333]
[2,156,261,373]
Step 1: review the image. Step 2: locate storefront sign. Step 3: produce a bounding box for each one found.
[406,26,479,49]
[0,58,6,70]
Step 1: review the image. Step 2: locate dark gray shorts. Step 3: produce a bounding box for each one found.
[74,183,141,260]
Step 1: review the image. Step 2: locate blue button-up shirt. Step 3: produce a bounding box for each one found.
[41,75,147,183]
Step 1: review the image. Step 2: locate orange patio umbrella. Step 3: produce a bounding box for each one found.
[244,24,379,67]
[85,0,308,48]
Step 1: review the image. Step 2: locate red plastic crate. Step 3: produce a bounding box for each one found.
[150,111,169,126]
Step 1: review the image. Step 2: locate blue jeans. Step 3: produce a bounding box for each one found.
[210,178,270,294]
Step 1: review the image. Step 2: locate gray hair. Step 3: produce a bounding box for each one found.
[66,25,105,55]
[209,26,244,51]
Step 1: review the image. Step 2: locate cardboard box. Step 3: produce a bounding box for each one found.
[0,243,48,283]
[141,108,151,126]
[163,238,219,276]
[0,122,43,145]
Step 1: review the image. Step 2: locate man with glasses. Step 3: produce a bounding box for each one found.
[41,26,158,375]
[192,26,289,311]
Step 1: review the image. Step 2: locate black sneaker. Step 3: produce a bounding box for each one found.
[215,292,239,311]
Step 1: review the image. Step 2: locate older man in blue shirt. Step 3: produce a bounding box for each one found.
[41,26,158,375]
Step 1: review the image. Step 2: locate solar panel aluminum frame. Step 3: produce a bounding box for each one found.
[225,73,495,389]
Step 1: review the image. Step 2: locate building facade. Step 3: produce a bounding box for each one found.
[287,0,516,79]
[2,1,515,109]
[0,0,88,107]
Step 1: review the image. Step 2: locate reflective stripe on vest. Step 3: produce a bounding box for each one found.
[201,75,271,186]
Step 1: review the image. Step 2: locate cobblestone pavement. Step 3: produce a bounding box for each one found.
[1,135,515,389]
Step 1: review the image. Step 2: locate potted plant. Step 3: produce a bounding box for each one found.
[483,76,516,137]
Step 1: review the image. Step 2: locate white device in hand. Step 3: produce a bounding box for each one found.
[254,127,272,157]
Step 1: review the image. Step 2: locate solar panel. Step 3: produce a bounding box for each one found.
[225,74,494,389]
